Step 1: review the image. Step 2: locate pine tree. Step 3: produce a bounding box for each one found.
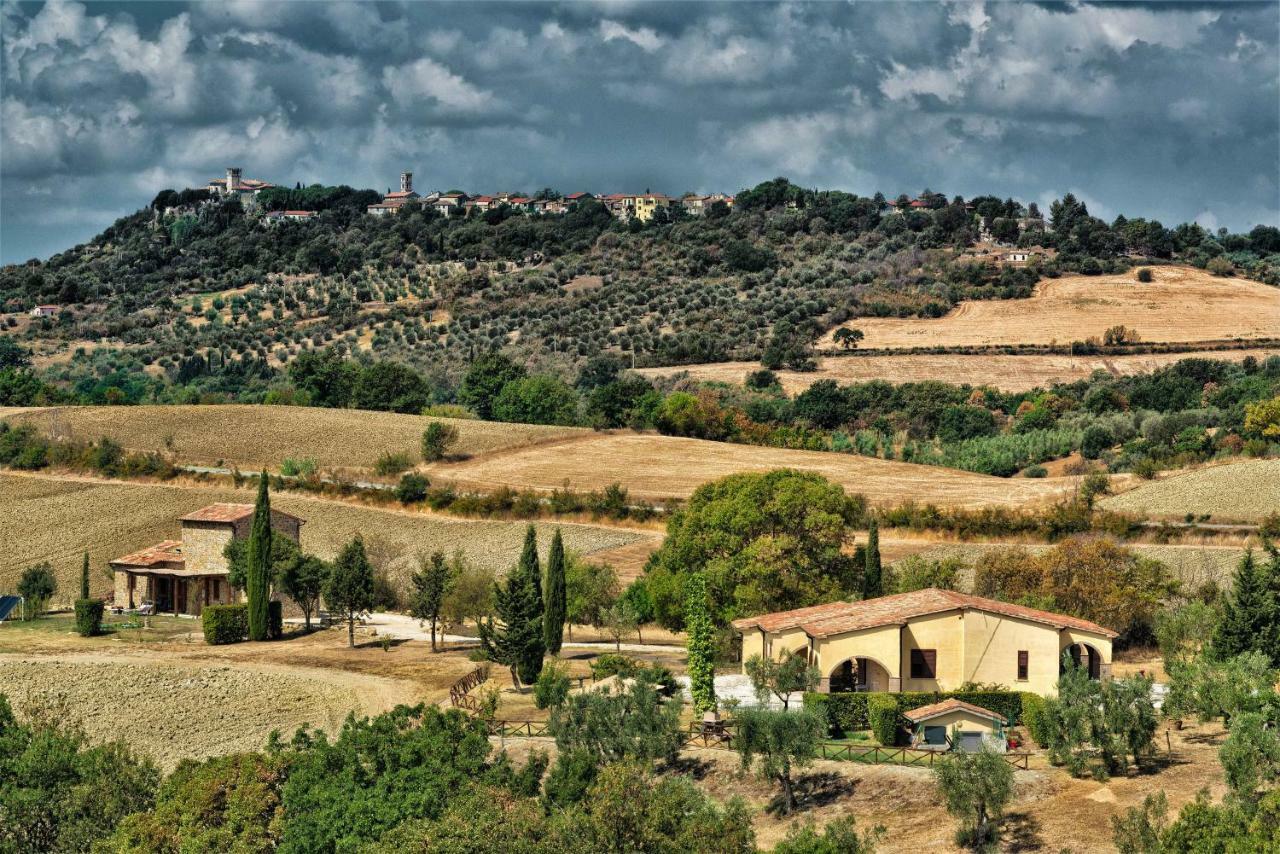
[1213,550,1267,660]
[544,529,567,655]
[245,471,273,641]
[79,552,90,601]
[326,536,375,648]
[410,551,454,653]
[481,526,545,686]
[862,519,883,599]
[686,573,717,714]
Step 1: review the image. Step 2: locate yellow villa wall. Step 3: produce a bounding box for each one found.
[741,629,766,664]
[961,610,1062,695]
[900,610,964,692]
[812,625,901,681]
[769,626,811,660]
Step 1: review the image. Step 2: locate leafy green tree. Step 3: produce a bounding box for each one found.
[744,653,819,710]
[832,327,865,351]
[565,556,617,642]
[493,375,580,425]
[480,526,545,686]
[602,599,640,650]
[644,470,862,629]
[548,673,683,766]
[861,519,883,598]
[245,472,273,641]
[410,551,455,652]
[1154,601,1219,668]
[543,529,567,655]
[459,351,526,420]
[367,785,555,854]
[934,746,1015,850]
[224,529,301,591]
[325,536,375,647]
[421,421,459,461]
[1044,660,1158,778]
[533,660,571,710]
[686,573,717,714]
[17,561,56,619]
[772,817,880,854]
[1165,651,1278,726]
[617,579,654,642]
[0,694,158,854]
[1219,711,1280,807]
[1213,550,1269,660]
[278,554,328,631]
[733,707,826,815]
[79,551,90,601]
[888,554,964,594]
[441,554,494,629]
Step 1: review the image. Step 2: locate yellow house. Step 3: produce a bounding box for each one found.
[731,588,1115,697]
[634,193,671,222]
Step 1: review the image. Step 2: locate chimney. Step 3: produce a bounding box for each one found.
[400,172,413,194]
[227,167,242,193]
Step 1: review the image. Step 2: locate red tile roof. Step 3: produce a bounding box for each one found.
[283,210,315,216]
[180,503,301,524]
[566,192,589,200]
[110,540,184,568]
[732,588,1116,639]
[904,698,1006,724]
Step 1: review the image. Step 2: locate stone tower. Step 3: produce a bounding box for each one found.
[226,167,242,193]
[400,172,413,194]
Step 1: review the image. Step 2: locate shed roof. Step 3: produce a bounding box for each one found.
[903,698,1005,725]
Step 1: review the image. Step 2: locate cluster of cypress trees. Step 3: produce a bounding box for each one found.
[480,526,567,686]
[1213,547,1280,663]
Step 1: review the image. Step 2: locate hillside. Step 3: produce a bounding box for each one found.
[1100,459,1280,522]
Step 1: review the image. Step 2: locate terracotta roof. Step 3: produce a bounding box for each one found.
[283,210,315,216]
[734,588,1116,639]
[110,540,184,568]
[180,503,302,524]
[565,192,589,200]
[904,698,1006,724]
[384,191,417,199]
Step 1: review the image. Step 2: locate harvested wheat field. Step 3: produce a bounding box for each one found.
[821,266,1280,350]
[639,348,1280,394]
[1101,459,1280,522]
[0,404,587,472]
[430,432,1077,507]
[0,472,650,599]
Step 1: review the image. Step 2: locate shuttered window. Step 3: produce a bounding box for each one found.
[910,648,937,679]
[1017,650,1029,681]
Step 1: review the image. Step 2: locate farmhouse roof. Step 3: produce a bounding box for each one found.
[732,588,1116,639]
[180,503,303,525]
[903,698,1006,725]
[565,192,589,200]
[110,540,184,568]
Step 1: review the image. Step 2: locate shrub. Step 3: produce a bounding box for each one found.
[1023,465,1048,478]
[202,604,248,645]
[590,653,640,680]
[868,694,899,745]
[268,600,283,640]
[421,421,460,462]
[1081,425,1115,459]
[805,690,1026,738]
[1136,268,1153,283]
[373,450,414,476]
[1021,692,1050,747]
[395,472,430,503]
[534,661,571,710]
[73,599,104,637]
[281,457,317,477]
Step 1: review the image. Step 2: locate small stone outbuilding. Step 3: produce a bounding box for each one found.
[904,698,1007,752]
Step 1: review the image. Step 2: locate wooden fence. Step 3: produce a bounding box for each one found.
[449,666,489,712]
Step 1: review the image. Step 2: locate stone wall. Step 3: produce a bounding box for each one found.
[181,523,237,576]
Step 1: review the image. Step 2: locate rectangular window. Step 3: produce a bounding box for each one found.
[1017,650,1029,681]
[910,648,937,679]
[923,725,948,746]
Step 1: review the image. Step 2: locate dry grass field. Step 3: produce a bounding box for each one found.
[0,404,587,472]
[638,347,1280,394]
[821,266,1280,350]
[0,472,651,600]
[430,432,1079,507]
[1100,459,1280,522]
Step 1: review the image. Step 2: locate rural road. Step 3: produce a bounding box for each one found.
[358,612,682,654]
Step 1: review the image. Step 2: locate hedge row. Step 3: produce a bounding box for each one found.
[203,601,284,644]
[804,690,1033,739]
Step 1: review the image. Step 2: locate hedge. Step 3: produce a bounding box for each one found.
[74,599,104,637]
[1020,692,1051,747]
[268,600,283,640]
[868,695,899,746]
[203,604,249,645]
[804,690,1029,738]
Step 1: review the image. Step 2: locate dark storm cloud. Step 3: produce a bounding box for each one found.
[2,0,1277,262]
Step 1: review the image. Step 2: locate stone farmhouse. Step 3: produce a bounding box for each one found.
[733,587,1115,698]
[110,504,303,617]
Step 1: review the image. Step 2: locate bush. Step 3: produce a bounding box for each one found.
[869,694,899,746]
[1021,692,1050,747]
[73,599,104,637]
[534,661,571,710]
[590,653,641,680]
[395,472,430,503]
[1023,465,1048,478]
[373,450,414,476]
[421,421,460,462]
[1136,268,1153,283]
[1081,425,1115,459]
[268,600,283,640]
[202,604,248,645]
[281,457,317,477]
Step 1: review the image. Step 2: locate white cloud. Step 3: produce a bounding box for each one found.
[599,19,664,52]
[381,57,499,114]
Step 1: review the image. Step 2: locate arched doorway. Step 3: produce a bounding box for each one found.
[827,657,891,693]
[1062,643,1103,680]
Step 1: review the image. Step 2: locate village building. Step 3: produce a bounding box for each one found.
[110,504,303,617]
[264,210,318,224]
[433,192,467,217]
[367,172,421,216]
[732,588,1114,698]
[29,304,59,318]
[207,167,275,203]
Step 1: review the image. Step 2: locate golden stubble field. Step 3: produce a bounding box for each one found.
[0,404,587,471]
[0,472,653,600]
[821,266,1280,350]
[1101,459,1280,522]
[429,432,1080,507]
[639,348,1280,394]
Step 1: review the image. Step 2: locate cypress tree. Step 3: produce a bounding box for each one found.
[686,573,717,714]
[862,519,883,599]
[79,552,90,601]
[480,526,545,686]
[544,528,567,655]
[1213,550,1266,660]
[245,471,273,641]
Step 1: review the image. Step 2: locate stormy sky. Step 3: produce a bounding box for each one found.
[2,0,1278,263]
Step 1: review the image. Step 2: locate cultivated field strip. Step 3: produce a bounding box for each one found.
[638,348,1280,395]
[429,432,1079,507]
[0,405,587,472]
[821,266,1280,350]
[1100,459,1280,522]
[0,473,649,599]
